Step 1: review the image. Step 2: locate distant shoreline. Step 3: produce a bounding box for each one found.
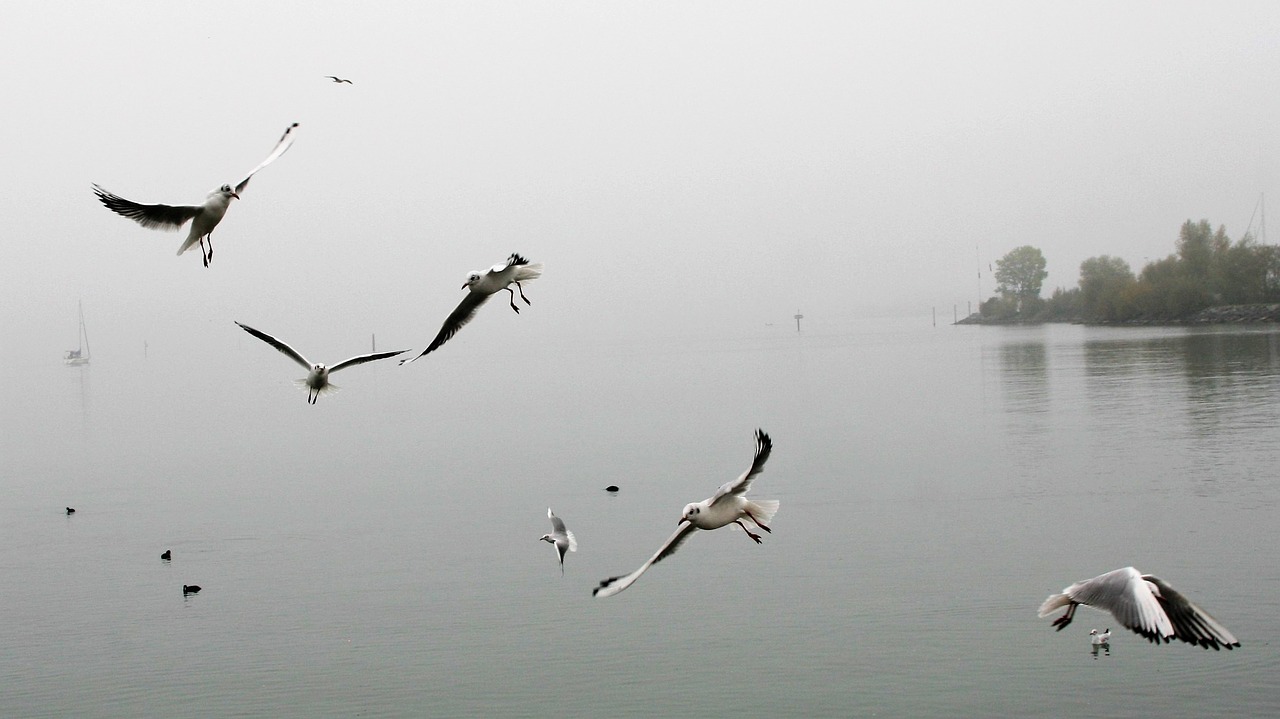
[954,303,1280,326]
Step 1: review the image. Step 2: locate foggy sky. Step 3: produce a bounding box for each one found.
[4,1,1280,369]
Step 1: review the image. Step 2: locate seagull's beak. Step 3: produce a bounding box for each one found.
[230,191,241,200]
[677,517,689,526]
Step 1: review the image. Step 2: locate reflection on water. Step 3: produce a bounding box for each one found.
[4,320,1280,718]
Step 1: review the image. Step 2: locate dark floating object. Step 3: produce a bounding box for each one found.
[161,550,171,561]
[605,485,619,493]
[183,585,201,595]
[65,507,76,515]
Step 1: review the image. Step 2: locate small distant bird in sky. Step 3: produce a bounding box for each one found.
[1039,566,1240,649]
[540,508,578,574]
[593,430,779,598]
[92,122,299,267]
[234,321,407,404]
[161,550,171,561]
[401,253,543,363]
[183,585,201,595]
[325,75,353,84]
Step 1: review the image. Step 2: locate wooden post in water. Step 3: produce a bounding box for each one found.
[794,311,803,332]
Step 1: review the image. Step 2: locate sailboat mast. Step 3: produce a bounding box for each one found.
[79,300,90,358]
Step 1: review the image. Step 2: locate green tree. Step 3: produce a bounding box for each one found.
[994,245,1048,312]
[1079,255,1135,321]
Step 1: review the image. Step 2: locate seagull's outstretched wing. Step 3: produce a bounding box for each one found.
[235,321,312,370]
[1143,574,1240,650]
[1039,566,1240,650]
[235,122,300,195]
[709,429,772,507]
[330,349,410,373]
[401,291,491,364]
[549,508,577,552]
[92,184,201,231]
[593,522,698,598]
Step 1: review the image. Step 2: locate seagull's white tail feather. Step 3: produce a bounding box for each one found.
[514,263,543,282]
[1038,592,1071,618]
[177,233,201,255]
[566,529,578,552]
[294,379,341,396]
[747,499,780,525]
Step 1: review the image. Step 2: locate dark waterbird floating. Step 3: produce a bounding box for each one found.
[65,507,75,515]
[1039,566,1240,650]
[605,485,619,493]
[161,550,171,561]
[91,122,299,267]
[183,585,201,595]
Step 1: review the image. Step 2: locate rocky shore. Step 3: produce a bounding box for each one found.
[955,303,1280,326]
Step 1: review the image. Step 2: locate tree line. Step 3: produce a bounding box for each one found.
[980,220,1280,322]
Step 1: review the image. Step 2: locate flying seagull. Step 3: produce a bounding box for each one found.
[325,75,353,84]
[400,253,543,363]
[1039,566,1240,650]
[92,122,299,267]
[1090,628,1111,645]
[593,430,779,598]
[234,321,407,404]
[540,508,578,574]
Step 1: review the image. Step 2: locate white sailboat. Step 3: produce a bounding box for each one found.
[64,301,90,366]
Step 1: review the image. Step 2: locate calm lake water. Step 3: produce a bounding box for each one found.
[3,319,1279,717]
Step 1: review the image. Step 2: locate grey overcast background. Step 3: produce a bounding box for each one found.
[3,1,1280,362]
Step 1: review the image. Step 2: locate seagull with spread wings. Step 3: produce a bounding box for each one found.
[401,253,543,364]
[1039,566,1240,650]
[540,508,578,574]
[92,122,299,267]
[325,75,353,84]
[235,321,407,404]
[593,430,779,598]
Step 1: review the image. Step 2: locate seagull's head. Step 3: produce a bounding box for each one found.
[313,363,326,374]
[539,534,554,544]
[462,272,482,290]
[679,503,701,525]
[219,183,241,200]
[1089,629,1098,635]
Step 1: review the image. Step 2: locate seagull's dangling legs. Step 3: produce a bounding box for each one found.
[734,520,763,544]
[505,287,521,314]
[515,281,532,305]
[744,511,772,533]
[1051,603,1077,631]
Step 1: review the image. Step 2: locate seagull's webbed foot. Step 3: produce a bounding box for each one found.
[1051,604,1077,631]
[516,281,531,305]
[735,520,763,544]
[506,287,521,313]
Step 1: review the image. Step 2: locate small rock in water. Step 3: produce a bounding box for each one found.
[605,485,619,493]
[161,550,171,560]
[183,585,201,595]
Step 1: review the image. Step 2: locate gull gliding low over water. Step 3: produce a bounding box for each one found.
[401,253,543,364]
[540,508,577,574]
[235,321,407,404]
[1039,566,1240,650]
[593,429,779,598]
[92,122,299,267]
